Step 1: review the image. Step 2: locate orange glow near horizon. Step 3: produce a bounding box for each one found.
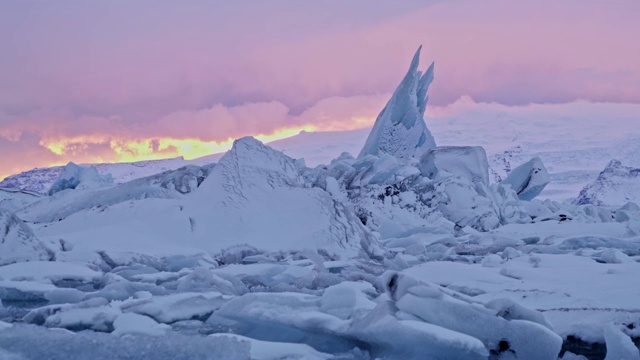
[38,125,322,163]
[0,117,377,181]
[37,120,371,163]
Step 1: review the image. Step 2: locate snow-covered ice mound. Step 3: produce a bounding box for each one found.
[576,159,640,207]
[0,187,41,212]
[401,253,640,346]
[188,137,378,258]
[48,162,113,196]
[0,209,53,266]
[374,271,563,359]
[359,46,436,160]
[19,182,179,223]
[501,157,550,201]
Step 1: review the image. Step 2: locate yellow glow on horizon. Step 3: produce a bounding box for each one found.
[37,123,337,164]
[1,117,378,180]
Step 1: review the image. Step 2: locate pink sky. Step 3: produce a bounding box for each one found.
[1,0,639,179]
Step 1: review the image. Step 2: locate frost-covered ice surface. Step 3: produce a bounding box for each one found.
[1,50,640,360]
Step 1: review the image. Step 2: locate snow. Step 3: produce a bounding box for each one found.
[186,136,377,258]
[122,292,229,323]
[0,188,41,212]
[604,325,640,360]
[19,181,180,223]
[0,323,251,360]
[44,305,121,332]
[0,261,102,283]
[210,333,332,360]
[402,254,640,343]
[349,311,489,360]
[359,46,436,160]
[111,313,171,336]
[384,271,563,359]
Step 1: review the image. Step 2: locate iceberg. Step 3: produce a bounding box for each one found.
[359,46,437,160]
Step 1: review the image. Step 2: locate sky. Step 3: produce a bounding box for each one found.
[1,0,639,180]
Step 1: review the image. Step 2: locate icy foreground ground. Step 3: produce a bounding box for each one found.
[1,51,640,360]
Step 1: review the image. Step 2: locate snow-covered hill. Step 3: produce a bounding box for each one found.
[576,160,640,207]
[0,49,639,360]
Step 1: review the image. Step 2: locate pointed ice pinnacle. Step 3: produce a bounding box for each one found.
[359,45,437,160]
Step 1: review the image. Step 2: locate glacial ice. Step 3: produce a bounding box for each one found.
[359,46,436,160]
[501,157,550,201]
[48,162,113,196]
[420,146,490,187]
[125,164,216,194]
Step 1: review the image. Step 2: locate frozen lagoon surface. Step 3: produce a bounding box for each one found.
[1,50,640,360]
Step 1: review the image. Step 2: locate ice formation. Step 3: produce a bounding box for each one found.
[358,46,436,160]
[419,146,490,187]
[0,209,53,266]
[501,157,550,201]
[126,164,216,194]
[188,136,379,258]
[48,162,114,196]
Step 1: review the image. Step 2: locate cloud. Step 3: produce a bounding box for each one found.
[0,0,639,178]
